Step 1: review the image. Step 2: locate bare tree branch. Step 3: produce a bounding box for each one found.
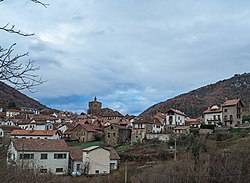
[0,0,48,91]
[0,44,45,92]
[0,0,49,7]
[31,0,49,8]
[0,23,34,36]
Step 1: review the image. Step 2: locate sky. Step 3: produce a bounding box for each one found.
[1,0,250,115]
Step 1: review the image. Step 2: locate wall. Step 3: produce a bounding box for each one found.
[8,143,69,175]
[84,148,110,175]
[146,134,170,142]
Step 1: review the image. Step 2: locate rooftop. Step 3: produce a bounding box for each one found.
[12,138,69,152]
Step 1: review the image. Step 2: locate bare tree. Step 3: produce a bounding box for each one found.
[0,0,49,91]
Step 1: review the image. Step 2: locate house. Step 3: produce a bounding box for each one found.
[0,125,21,137]
[131,120,154,143]
[0,127,3,137]
[152,118,164,133]
[69,146,120,176]
[82,146,110,175]
[203,105,222,126]
[10,130,60,139]
[70,124,103,142]
[8,138,69,175]
[6,109,20,118]
[20,107,40,115]
[105,147,120,170]
[185,118,201,128]
[104,124,131,146]
[18,119,53,130]
[173,126,190,134]
[166,108,186,130]
[1,119,17,126]
[222,99,244,127]
[69,147,84,176]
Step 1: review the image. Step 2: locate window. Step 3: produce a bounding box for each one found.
[20,154,34,159]
[95,170,99,174]
[40,169,47,173]
[224,109,228,112]
[230,115,233,120]
[56,168,63,172]
[76,164,81,171]
[113,133,116,137]
[108,133,110,138]
[169,116,173,125]
[54,153,67,159]
[41,153,48,159]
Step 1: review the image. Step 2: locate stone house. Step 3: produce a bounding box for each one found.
[173,126,190,134]
[70,124,103,142]
[104,124,131,146]
[222,99,244,127]
[131,120,154,143]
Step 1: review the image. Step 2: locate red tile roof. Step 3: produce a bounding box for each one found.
[104,147,120,160]
[203,108,222,114]
[75,124,97,132]
[222,99,242,107]
[174,126,190,130]
[69,147,83,161]
[0,125,21,133]
[11,138,69,152]
[11,130,57,136]
[167,108,185,116]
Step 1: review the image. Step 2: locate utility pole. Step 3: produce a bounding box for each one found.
[125,159,128,183]
[174,138,177,161]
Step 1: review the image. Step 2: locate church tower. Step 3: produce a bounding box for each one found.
[87,97,102,115]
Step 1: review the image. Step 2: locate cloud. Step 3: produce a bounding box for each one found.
[1,1,250,115]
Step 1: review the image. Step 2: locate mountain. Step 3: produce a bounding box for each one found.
[140,73,250,118]
[0,81,47,110]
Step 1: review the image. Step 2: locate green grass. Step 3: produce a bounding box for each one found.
[67,141,104,148]
[230,128,250,137]
[115,144,132,153]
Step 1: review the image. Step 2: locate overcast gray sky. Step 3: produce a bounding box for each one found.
[1,0,250,115]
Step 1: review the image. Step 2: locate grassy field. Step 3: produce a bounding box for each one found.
[67,141,104,148]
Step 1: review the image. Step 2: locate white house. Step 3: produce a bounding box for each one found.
[152,119,164,133]
[69,146,120,176]
[166,108,186,129]
[82,146,110,175]
[0,128,3,137]
[6,109,20,118]
[203,105,222,126]
[8,138,69,175]
[20,107,40,115]
[18,120,53,131]
[1,119,16,126]
[10,130,60,139]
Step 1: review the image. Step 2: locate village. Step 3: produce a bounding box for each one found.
[0,97,248,177]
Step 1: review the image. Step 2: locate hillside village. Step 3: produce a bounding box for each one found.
[0,97,249,178]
